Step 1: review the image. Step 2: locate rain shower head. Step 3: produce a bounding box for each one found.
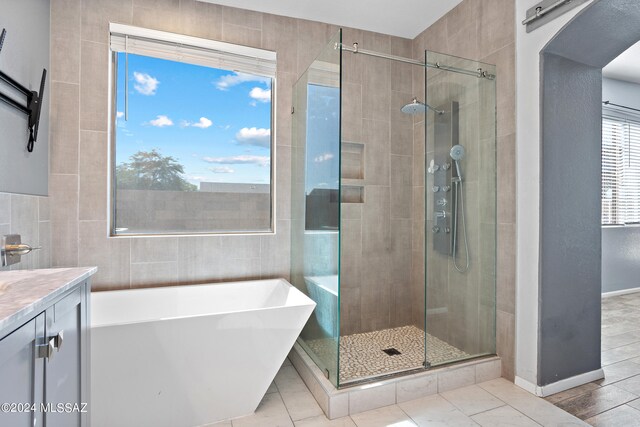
[400,98,444,115]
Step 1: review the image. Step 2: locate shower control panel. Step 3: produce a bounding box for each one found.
[431,101,459,256]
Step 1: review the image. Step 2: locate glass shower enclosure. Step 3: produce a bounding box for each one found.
[291,29,497,388]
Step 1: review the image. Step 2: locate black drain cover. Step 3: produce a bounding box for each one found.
[382,348,401,356]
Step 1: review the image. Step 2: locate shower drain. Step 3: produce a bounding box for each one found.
[382,348,402,356]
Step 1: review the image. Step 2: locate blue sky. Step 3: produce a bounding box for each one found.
[115,53,272,186]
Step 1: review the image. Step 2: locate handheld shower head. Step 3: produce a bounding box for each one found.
[449,144,465,161]
[450,144,465,180]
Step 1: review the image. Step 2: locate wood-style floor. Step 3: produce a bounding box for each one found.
[548,292,640,426]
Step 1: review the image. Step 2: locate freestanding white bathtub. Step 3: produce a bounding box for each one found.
[91,279,316,427]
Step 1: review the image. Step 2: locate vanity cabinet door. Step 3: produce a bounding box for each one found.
[44,285,86,427]
[0,314,45,427]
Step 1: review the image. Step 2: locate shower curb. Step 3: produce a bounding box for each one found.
[288,342,502,419]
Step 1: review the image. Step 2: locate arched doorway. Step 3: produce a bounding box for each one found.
[538,0,640,386]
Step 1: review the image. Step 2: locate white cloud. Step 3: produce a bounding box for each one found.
[215,72,270,90]
[133,72,159,95]
[235,127,271,148]
[249,87,271,103]
[180,117,213,129]
[149,115,173,127]
[314,153,334,163]
[210,166,235,174]
[192,117,212,129]
[116,111,124,119]
[203,155,270,167]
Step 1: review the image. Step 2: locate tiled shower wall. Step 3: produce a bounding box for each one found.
[411,0,516,380]
[339,31,418,336]
[0,193,51,271]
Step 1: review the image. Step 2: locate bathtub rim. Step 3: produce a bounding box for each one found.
[91,277,316,328]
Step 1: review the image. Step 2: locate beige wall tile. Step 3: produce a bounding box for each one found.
[478,0,515,58]
[179,0,222,40]
[38,196,50,222]
[79,131,108,221]
[497,133,516,225]
[37,220,52,269]
[260,220,291,280]
[132,0,181,34]
[79,220,130,290]
[476,359,502,383]
[50,174,79,267]
[50,82,79,174]
[396,372,438,403]
[131,261,178,288]
[348,383,396,414]
[438,365,476,393]
[51,0,81,82]
[497,223,515,314]
[221,23,261,48]
[82,0,132,44]
[496,310,515,380]
[222,6,263,30]
[10,195,39,270]
[80,41,109,132]
[131,237,178,263]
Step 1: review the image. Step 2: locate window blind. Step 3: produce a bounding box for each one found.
[602,114,640,225]
[109,23,276,78]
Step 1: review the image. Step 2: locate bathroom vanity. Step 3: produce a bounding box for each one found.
[0,267,95,427]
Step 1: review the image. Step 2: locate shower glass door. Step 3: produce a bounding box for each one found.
[423,50,497,366]
[291,29,342,387]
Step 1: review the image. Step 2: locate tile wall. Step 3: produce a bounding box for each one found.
[47,0,516,378]
[0,193,51,270]
[411,0,517,379]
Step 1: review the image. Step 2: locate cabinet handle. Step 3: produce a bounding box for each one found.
[36,331,63,360]
[37,339,54,359]
[53,330,63,351]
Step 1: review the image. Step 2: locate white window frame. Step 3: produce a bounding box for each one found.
[107,23,277,236]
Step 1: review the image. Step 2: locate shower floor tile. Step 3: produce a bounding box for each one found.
[307,325,470,384]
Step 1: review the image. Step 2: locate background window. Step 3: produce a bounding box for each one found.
[602,115,640,225]
[110,26,275,235]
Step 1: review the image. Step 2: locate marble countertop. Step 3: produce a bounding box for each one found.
[0,267,97,335]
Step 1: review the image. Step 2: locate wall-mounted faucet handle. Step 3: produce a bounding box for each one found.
[435,210,447,219]
[432,186,440,192]
[1,234,39,267]
[4,243,40,256]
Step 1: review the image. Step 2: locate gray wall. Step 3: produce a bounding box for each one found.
[0,0,49,196]
[603,77,640,111]
[0,0,51,271]
[602,227,640,293]
[601,77,640,294]
[539,0,640,386]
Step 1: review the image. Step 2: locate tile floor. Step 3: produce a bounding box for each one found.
[547,292,640,426]
[216,358,586,426]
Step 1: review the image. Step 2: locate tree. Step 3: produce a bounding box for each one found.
[116,149,197,191]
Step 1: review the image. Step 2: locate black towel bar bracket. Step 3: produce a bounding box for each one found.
[0,28,47,153]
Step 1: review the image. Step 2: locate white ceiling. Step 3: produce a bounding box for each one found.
[198,0,463,39]
[603,41,640,85]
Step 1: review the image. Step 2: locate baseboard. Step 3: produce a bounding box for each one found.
[602,287,640,298]
[515,368,604,397]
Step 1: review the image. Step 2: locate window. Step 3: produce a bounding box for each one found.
[602,114,640,225]
[109,24,276,235]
